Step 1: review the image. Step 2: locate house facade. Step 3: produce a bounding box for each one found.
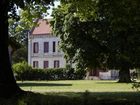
[28,19,66,69]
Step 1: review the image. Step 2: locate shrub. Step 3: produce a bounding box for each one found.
[12,62,86,80]
[75,68,86,79]
[65,68,75,79]
[12,61,32,80]
[132,82,140,91]
[44,68,65,80]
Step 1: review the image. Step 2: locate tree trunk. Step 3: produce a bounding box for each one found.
[0,0,23,98]
[118,68,131,83]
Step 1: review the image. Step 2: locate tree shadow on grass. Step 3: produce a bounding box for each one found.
[35,92,140,105]
[18,82,72,87]
[1,91,140,105]
[20,92,140,105]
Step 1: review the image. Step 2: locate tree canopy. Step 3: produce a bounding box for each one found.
[51,0,140,82]
[51,3,107,70]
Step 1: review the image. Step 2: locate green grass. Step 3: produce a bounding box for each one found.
[1,80,140,105]
[1,91,140,105]
[18,80,135,93]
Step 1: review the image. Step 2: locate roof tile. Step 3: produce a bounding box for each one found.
[31,19,52,35]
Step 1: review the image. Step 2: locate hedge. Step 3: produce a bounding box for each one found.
[12,62,86,80]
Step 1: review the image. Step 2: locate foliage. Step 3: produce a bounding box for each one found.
[65,64,75,79]
[8,0,55,45]
[51,0,140,82]
[44,68,65,80]
[45,68,85,80]
[97,0,140,69]
[12,62,86,80]
[75,68,86,79]
[51,3,107,70]
[8,0,54,19]
[12,47,28,64]
[12,61,32,80]
[8,5,51,47]
[97,0,140,82]
[132,82,140,91]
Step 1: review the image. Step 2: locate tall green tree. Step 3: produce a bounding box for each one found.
[51,3,107,69]
[0,0,54,97]
[97,0,140,82]
[51,0,140,82]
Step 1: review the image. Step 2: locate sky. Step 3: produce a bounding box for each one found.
[16,1,60,19]
[46,1,60,18]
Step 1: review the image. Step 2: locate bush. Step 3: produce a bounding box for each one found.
[12,61,32,80]
[44,68,65,80]
[132,82,140,91]
[75,68,86,79]
[12,62,86,80]
[65,68,75,79]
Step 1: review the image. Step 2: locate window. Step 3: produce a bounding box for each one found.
[33,61,38,68]
[54,60,60,68]
[57,41,60,52]
[44,61,49,68]
[44,42,49,53]
[53,41,56,52]
[33,42,39,53]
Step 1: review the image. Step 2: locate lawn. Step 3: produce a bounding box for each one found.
[1,80,140,105]
[18,80,135,93]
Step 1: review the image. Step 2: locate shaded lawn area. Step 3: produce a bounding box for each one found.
[0,91,140,105]
[1,80,140,105]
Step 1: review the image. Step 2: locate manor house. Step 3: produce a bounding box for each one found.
[28,19,66,69]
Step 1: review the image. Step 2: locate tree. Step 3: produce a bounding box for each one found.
[51,3,108,76]
[12,47,28,64]
[97,0,140,82]
[0,0,54,97]
[9,18,28,46]
[51,0,140,82]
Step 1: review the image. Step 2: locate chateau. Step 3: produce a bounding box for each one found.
[28,19,66,69]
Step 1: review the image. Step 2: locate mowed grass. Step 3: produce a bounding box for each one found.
[18,80,135,93]
[1,80,140,105]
